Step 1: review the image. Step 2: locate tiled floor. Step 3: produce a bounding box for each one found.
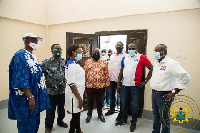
[0,108,199,133]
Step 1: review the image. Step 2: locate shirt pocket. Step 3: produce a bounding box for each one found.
[47,66,57,74]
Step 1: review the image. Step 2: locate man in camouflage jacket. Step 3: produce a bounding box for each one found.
[41,44,68,133]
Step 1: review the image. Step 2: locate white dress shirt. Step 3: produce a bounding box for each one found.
[150,55,190,91]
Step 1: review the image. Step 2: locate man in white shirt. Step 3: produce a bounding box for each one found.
[150,44,190,133]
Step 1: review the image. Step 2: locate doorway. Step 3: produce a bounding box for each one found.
[66,30,148,55]
[99,35,127,53]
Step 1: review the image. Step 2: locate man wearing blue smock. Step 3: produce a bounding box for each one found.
[8,33,51,133]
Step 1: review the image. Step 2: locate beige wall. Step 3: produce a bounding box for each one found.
[0,0,46,25]
[0,0,199,25]
[48,9,200,111]
[46,0,200,25]
[0,17,49,100]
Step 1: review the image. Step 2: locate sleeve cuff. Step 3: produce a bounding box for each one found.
[175,84,186,90]
[68,83,75,87]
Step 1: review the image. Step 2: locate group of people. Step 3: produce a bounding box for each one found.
[8,33,190,133]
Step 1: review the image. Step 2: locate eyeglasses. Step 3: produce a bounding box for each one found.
[128,48,136,50]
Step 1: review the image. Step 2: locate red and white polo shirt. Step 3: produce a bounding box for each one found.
[121,53,151,86]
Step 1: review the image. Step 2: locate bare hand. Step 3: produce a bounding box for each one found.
[137,81,146,88]
[163,93,175,101]
[117,84,121,93]
[29,99,36,110]
[78,98,83,110]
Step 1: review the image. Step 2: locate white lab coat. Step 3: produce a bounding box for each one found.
[65,60,85,113]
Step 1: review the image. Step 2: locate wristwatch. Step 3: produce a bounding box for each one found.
[172,89,176,94]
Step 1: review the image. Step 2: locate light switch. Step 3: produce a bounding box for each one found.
[175,53,181,58]
[181,53,187,59]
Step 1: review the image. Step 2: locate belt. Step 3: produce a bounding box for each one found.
[152,89,171,94]
[86,88,105,90]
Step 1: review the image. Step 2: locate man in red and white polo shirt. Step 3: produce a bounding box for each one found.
[116,43,153,132]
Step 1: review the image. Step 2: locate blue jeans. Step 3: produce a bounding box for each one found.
[152,90,173,133]
[109,81,122,112]
[115,92,120,106]
[121,85,140,125]
[104,90,110,106]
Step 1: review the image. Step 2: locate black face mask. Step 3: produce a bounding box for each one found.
[92,52,100,61]
[116,47,123,53]
[108,53,112,57]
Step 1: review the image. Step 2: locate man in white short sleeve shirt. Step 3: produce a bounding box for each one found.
[150,44,190,133]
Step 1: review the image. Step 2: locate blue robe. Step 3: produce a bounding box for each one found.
[8,49,51,133]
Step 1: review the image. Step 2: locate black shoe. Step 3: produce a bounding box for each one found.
[98,116,106,122]
[105,110,114,116]
[86,116,91,123]
[115,120,126,126]
[130,124,136,132]
[116,114,122,121]
[57,122,68,128]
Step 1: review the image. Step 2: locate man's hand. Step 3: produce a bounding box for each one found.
[117,83,121,93]
[163,93,175,101]
[78,98,83,110]
[45,81,51,88]
[137,81,146,88]
[29,99,36,110]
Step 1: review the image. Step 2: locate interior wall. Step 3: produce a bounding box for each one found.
[1,0,199,25]
[0,17,48,100]
[0,0,46,25]
[46,0,200,25]
[49,9,200,111]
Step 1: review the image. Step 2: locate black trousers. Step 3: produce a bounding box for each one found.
[86,88,105,117]
[69,112,81,133]
[45,93,65,129]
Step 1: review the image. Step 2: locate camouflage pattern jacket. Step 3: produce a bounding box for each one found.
[41,57,66,95]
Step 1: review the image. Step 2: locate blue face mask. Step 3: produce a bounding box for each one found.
[154,52,161,60]
[75,53,82,61]
[128,50,136,56]
[102,56,107,60]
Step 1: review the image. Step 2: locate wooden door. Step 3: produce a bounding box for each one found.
[66,32,98,67]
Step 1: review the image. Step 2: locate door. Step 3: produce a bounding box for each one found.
[128,30,147,55]
[66,32,98,67]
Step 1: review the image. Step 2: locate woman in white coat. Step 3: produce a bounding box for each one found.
[65,45,85,133]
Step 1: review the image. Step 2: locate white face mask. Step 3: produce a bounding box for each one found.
[29,43,39,50]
